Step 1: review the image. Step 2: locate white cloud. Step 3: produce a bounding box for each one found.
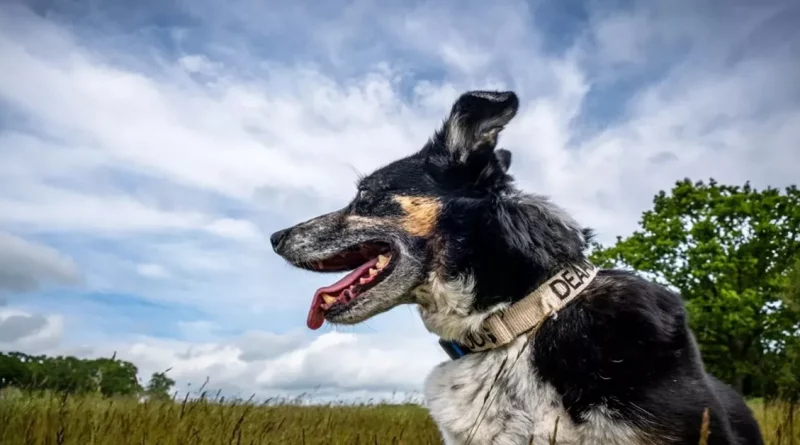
[254,331,442,393]
[178,54,221,75]
[62,329,443,401]
[233,330,308,362]
[203,218,262,241]
[590,11,650,65]
[0,313,47,342]
[0,12,430,207]
[136,263,170,279]
[0,308,64,352]
[0,232,81,294]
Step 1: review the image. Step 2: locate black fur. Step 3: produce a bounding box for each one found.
[271,90,764,444]
[534,270,764,444]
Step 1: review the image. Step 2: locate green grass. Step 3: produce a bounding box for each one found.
[1,389,796,444]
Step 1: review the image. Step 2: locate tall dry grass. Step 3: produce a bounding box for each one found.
[0,389,440,445]
[0,389,796,444]
[751,399,799,445]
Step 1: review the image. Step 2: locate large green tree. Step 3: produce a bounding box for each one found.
[590,178,800,395]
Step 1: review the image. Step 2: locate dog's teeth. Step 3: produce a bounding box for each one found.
[360,277,370,284]
[369,268,378,276]
[321,294,337,305]
[377,254,390,269]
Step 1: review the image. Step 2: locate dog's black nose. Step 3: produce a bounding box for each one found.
[270,228,291,251]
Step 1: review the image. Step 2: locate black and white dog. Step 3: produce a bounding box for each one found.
[270,91,764,444]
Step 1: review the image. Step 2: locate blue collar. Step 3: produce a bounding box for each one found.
[438,339,476,360]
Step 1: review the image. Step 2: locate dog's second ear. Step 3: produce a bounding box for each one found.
[443,91,519,162]
[495,149,512,173]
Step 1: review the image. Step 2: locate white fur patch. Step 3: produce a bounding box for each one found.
[424,336,649,445]
[414,273,508,342]
[445,114,470,161]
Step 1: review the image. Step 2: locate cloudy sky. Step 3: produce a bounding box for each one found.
[1,0,798,401]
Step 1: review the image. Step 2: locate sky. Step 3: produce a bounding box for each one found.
[1,0,799,402]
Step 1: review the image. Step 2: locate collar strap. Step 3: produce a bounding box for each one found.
[440,260,598,359]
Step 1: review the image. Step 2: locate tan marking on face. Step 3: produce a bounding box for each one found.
[394,196,441,237]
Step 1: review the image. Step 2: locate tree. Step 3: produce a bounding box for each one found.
[0,353,31,388]
[0,352,143,396]
[764,257,800,402]
[590,178,800,395]
[91,357,142,396]
[145,370,175,401]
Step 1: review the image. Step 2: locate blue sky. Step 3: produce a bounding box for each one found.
[1,0,799,400]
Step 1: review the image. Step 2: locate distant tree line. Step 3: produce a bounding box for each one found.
[0,351,175,400]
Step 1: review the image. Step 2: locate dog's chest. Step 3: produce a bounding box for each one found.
[423,339,645,445]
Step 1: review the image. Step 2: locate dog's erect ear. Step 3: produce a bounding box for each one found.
[495,149,512,173]
[424,91,519,191]
[444,91,519,162]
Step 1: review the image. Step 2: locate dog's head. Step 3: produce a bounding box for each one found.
[271,91,591,341]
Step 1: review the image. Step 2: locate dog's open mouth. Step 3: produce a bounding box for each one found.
[306,241,397,330]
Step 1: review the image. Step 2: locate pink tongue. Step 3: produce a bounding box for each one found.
[307,257,380,330]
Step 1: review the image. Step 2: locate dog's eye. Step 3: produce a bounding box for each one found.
[356,188,370,201]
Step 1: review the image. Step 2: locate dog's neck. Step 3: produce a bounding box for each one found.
[416,258,598,360]
[415,193,593,351]
[435,194,592,313]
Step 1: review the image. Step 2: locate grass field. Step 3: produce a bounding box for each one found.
[1,389,797,444]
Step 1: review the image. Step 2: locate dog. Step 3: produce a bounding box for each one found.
[270,90,764,444]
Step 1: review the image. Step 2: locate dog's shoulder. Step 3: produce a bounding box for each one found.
[534,268,691,375]
[533,269,740,443]
[564,268,688,346]
[535,268,690,367]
